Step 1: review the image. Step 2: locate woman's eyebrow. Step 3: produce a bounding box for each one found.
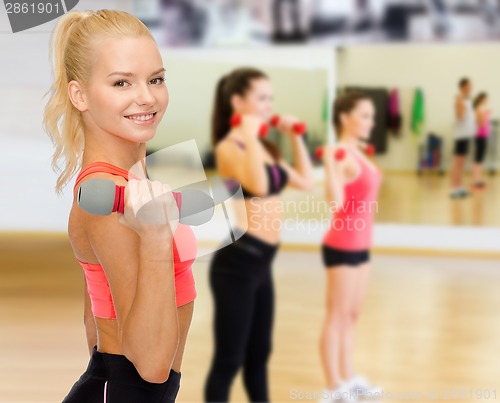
[107,67,166,78]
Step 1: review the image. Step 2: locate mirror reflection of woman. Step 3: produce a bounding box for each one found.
[450,78,475,199]
[319,92,383,402]
[43,10,196,402]
[205,67,314,402]
[472,92,491,189]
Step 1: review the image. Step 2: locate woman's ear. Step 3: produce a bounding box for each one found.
[339,112,348,130]
[231,94,243,113]
[68,80,88,112]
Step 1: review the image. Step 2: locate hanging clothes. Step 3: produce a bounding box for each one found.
[322,88,330,138]
[411,88,425,137]
[387,88,402,136]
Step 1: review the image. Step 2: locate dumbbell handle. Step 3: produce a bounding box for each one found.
[315,147,346,161]
[112,185,182,214]
[315,144,375,160]
[269,115,307,136]
[230,114,306,138]
[77,178,216,226]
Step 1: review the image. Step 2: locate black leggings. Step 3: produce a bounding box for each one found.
[475,137,488,163]
[62,346,181,403]
[205,232,279,402]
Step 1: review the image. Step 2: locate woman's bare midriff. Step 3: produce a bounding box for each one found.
[232,195,283,245]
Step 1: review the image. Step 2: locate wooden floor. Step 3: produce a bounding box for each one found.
[282,172,500,227]
[1,234,500,402]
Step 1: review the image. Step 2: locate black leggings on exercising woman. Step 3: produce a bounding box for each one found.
[62,346,181,402]
[205,232,279,402]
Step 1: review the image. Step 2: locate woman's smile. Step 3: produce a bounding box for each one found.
[124,111,157,125]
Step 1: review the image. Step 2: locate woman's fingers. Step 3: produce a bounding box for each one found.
[128,157,148,180]
[162,183,179,234]
[120,179,179,232]
[277,115,299,132]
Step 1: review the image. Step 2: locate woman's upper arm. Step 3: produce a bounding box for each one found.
[83,275,93,322]
[216,141,243,178]
[83,277,95,326]
[83,275,97,353]
[215,141,267,195]
[479,109,487,125]
[323,147,346,204]
[455,96,464,118]
[81,175,141,329]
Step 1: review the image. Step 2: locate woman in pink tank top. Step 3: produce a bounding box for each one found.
[318,92,383,400]
[472,92,491,189]
[42,10,194,402]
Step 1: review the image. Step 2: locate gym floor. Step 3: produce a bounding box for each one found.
[1,234,499,402]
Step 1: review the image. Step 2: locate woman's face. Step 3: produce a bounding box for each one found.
[340,99,375,141]
[232,78,273,121]
[81,36,168,143]
[462,82,472,98]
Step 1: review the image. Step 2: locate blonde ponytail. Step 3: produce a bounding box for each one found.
[42,9,153,194]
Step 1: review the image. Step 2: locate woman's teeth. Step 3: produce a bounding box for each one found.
[126,113,154,121]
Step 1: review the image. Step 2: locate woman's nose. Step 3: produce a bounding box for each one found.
[135,83,156,105]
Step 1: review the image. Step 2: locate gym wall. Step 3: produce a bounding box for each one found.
[148,46,333,163]
[337,43,500,172]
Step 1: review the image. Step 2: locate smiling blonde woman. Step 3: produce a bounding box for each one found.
[43,9,196,402]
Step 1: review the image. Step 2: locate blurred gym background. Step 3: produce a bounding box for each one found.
[1,0,499,401]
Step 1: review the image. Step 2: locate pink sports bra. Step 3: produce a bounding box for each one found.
[323,149,383,251]
[73,162,197,319]
[477,109,491,138]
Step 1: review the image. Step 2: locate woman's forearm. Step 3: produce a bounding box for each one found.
[290,135,314,184]
[84,316,97,356]
[120,235,179,380]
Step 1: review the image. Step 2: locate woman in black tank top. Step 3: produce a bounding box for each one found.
[204,67,314,402]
